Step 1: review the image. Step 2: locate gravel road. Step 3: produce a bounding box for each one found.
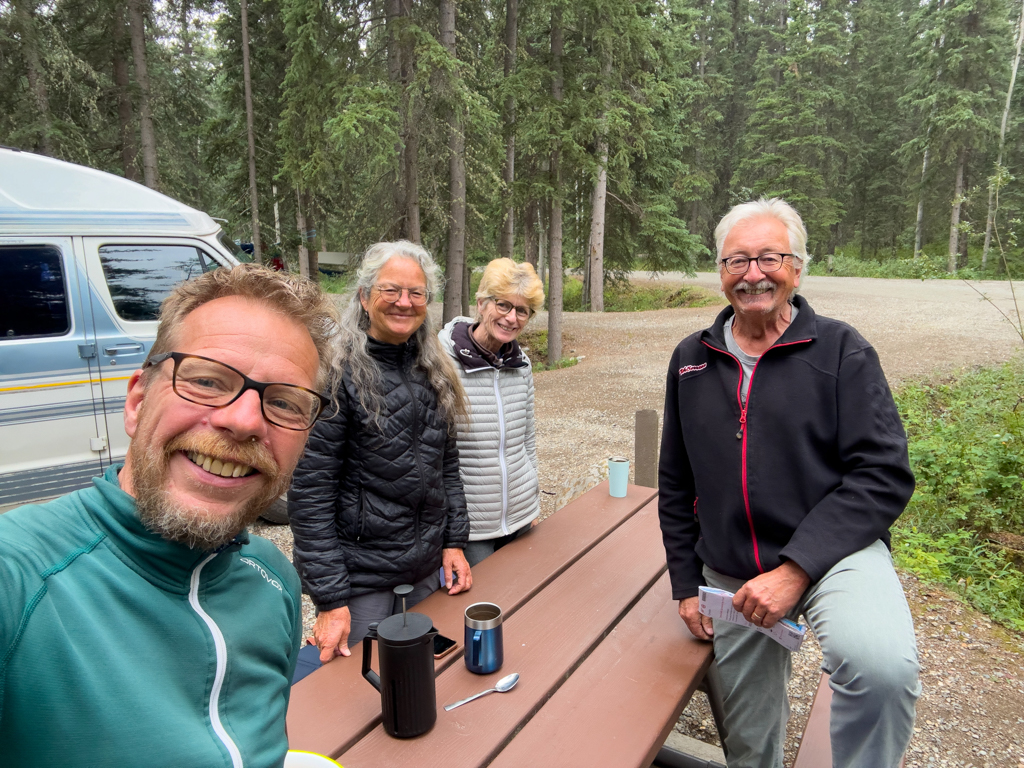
[255,273,1024,767]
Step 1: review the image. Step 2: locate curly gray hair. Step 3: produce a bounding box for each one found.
[336,240,466,428]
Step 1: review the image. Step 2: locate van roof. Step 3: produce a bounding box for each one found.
[0,147,221,237]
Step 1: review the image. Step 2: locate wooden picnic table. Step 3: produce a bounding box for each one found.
[286,482,716,768]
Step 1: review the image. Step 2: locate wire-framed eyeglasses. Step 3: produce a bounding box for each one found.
[144,352,328,431]
[373,285,431,306]
[721,253,795,275]
[489,297,533,320]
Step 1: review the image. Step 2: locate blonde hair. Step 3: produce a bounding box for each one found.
[475,258,545,313]
[147,264,339,391]
[337,241,466,428]
[714,198,811,267]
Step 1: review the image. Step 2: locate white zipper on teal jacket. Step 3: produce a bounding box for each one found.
[189,552,244,768]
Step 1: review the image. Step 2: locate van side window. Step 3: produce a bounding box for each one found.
[99,245,214,322]
[0,245,70,339]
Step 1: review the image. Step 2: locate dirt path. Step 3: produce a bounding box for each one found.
[527,273,1024,767]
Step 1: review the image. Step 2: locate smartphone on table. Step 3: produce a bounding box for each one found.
[433,633,458,660]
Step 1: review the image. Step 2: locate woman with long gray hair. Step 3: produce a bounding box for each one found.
[288,241,472,662]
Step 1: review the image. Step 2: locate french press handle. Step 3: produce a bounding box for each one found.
[361,621,381,692]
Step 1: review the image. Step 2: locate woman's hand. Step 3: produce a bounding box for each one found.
[311,606,353,662]
[442,548,473,595]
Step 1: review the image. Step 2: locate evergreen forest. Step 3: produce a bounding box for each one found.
[3,0,1024,321]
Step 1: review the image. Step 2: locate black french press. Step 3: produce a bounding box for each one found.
[362,584,439,738]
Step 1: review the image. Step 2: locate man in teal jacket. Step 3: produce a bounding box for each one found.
[0,265,339,767]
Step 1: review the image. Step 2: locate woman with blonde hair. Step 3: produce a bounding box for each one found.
[439,258,545,566]
[289,241,472,661]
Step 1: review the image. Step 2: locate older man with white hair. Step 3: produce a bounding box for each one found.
[658,199,920,768]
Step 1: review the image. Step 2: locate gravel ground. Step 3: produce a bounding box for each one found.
[254,272,1024,766]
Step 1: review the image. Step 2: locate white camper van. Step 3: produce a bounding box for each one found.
[0,147,250,511]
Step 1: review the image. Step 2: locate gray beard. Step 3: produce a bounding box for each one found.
[128,422,290,551]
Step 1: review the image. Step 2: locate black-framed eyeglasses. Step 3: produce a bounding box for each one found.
[144,352,328,431]
[489,297,533,320]
[721,253,795,275]
[373,285,431,306]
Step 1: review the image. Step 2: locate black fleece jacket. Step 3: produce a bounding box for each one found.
[287,336,469,610]
[658,295,914,600]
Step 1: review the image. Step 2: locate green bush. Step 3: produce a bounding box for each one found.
[893,360,1024,630]
[806,246,1024,280]
[560,277,720,312]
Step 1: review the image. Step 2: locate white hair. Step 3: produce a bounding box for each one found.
[714,198,811,267]
[335,240,466,428]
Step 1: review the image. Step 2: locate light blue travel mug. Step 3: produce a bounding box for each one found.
[608,456,629,498]
[464,602,503,675]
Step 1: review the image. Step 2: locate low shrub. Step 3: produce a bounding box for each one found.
[893,360,1024,630]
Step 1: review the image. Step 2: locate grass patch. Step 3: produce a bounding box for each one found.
[517,329,581,372]
[893,360,1024,631]
[560,277,721,312]
[318,270,352,295]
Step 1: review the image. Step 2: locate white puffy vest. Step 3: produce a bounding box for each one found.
[440,318,540,540]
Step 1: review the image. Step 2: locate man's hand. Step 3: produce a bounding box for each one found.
[732,561,810,629]
[679,596,714,641]
[442,548,473,595]
[311,606,352,663]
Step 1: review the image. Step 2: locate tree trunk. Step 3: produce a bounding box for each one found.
[462,260,471,317]
[524,200,539,267]
[110,5,137,180]
[547,6,564,364]
[440,0,466,323]
[128,0,159,190]
[983,0,1024,269]
[296,188,318,280]
[588,48,612,313]
[401,0,420,243]
[947,146,967,273]
[240,0,262,263]
[385,0,406,239]
[15,0,52,157]
[914,147,930,259]
[499,0,518,260]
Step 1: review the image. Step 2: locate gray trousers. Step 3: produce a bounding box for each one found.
[704,540,920,768]
[346,571,440,646]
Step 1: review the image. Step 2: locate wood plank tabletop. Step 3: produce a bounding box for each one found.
[335,496,667,768]
[286,482,658,759]
[487,572,713,768]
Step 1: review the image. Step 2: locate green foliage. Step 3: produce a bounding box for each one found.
[559,276,720,312]
[806,244,1024,278]
[893,360,1024,629]
[516,329,581,372]
[894,527,1024,632]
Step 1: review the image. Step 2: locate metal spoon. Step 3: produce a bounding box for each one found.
[444,672,520,711]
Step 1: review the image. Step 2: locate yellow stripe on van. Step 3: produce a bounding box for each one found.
[0,375,134,393]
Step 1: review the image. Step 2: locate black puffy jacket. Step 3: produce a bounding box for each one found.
[288,336,469,610]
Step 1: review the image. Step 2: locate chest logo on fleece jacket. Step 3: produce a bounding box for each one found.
[678,363,707,377]
[239,557,283,591]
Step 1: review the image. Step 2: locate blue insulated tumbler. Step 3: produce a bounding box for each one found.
[464,602,503,675]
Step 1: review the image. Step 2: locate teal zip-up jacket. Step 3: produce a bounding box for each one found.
[0,465,301,768]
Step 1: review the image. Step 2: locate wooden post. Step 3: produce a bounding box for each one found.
[634,409,659,489]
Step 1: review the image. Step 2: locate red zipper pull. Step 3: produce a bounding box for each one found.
[737,410,746,440]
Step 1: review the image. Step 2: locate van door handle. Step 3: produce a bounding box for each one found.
[103,343,144,355]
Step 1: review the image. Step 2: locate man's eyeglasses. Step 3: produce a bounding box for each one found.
[489,297,533,320]
[144,352,328,431]
[721,253,794,275]
[373,285,431,306]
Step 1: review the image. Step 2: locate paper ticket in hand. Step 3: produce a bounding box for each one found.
[698,586,807,652]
